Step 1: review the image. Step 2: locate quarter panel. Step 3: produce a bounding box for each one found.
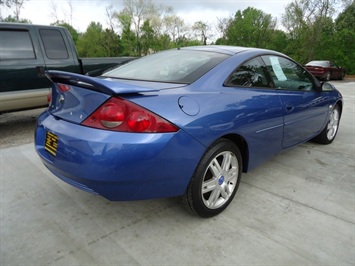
[35,112,206,200]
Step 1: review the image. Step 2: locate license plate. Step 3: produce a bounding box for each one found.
[45,132,58,156]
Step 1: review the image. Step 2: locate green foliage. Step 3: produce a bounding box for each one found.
[1,15,31,23]
[333,3,355,74]
[76,22,122,57]
[51,21,79,44]
[278,0,355,74]
[222,7,277,48]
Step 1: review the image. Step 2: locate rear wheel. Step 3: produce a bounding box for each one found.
[181,139,242,218]
[313,105,341,144]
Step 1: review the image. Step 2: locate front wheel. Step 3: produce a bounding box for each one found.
[313,105,341,144]
[181,139,242,218]
[340,72,345,80]
[324,72,331,81]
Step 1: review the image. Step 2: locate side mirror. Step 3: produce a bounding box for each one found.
[322,82,336,92]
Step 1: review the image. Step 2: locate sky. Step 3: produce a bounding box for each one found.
[2,0,294,32]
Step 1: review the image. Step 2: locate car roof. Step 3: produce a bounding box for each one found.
[180,45,282,57]
[308,60,330,63]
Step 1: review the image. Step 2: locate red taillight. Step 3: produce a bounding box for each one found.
[99,103,124,128]
[47,92,52,103]
[82,97,179,133]
[57,83,71,92]
[127,111,150,132]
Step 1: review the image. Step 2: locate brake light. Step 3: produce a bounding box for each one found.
[99,103,124,128]
[82,97,179,133]
[57,83,71,92]
[47,92,52,103]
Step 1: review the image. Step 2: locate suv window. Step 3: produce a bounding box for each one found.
[225,57,270,88]
[262,55,314,91]
[0,30,35,60]
[39,29,69,59]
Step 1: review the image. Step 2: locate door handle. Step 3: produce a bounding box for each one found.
[36,66,46,77]
[285,104,294,112]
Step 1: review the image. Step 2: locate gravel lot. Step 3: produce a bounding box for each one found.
[0,108,46,148]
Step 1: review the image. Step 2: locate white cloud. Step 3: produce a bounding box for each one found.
[4,0,293,32]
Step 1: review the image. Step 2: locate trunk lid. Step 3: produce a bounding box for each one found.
[45,70,166,124]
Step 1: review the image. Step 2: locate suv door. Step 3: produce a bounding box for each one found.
[37,28,81,74]
[0,28,47,112]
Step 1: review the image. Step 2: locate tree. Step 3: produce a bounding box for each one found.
[140,19,155,55]
[223,7,276,48]
[77,22,107,57]
[282,0,342,63]
[162,14,186,44]
[116,0,159,55]
[192,21,211,45]
[333,2,355,74]
[51,21,79,45]
[116,10,136,55]
[100,28,122,57]
[49,1,73,26]
[0,0,28,21]
[215,16,232,44]
[1,14,31,23]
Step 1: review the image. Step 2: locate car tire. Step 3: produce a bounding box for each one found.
[313,105,341,144]
[325,72,331,81]
[340,72,345,80]
[181,139,242,218]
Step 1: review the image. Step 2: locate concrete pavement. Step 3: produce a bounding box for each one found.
[1,81,354,265]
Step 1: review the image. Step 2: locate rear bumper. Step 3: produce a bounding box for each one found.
[35,112,205,200]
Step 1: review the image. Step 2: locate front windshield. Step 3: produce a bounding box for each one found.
[102,49,230,84]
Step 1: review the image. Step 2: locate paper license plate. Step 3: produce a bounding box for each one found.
[45,132,58,156]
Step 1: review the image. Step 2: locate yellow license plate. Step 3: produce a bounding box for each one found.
[45,132,58,156]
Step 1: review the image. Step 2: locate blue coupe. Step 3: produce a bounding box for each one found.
[35,46,343,217]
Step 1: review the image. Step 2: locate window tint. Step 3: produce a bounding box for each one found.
[0,30,35,60]
[225,57,270,88]
[262,56,314,91]
[39,29,69,59]
[103,49,229,83]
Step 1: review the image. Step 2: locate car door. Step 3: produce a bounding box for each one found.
[223,56,284,169]
[330,61,341,79]
[261,55,330,148]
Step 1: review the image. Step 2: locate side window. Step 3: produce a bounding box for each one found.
[225,57,270,88]
[39,29,69,59]
[261,55,314,91]
[0,30,35,60]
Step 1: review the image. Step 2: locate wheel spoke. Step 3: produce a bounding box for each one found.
[207,188,221,207]
[202,178,218,194]
[221,152,232,171]
[327,108,340,140]
[209,158,222,178]
[220,187,229,199]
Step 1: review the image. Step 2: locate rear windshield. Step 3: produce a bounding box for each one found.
[102,49,230,84]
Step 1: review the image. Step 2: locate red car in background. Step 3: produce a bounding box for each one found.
[305,60,346,81]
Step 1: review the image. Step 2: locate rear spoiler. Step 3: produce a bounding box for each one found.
[45,70,159,95]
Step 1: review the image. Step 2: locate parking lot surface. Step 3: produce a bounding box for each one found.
[1,81,354,265]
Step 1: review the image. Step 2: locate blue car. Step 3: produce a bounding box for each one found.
[35,46,343,217]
